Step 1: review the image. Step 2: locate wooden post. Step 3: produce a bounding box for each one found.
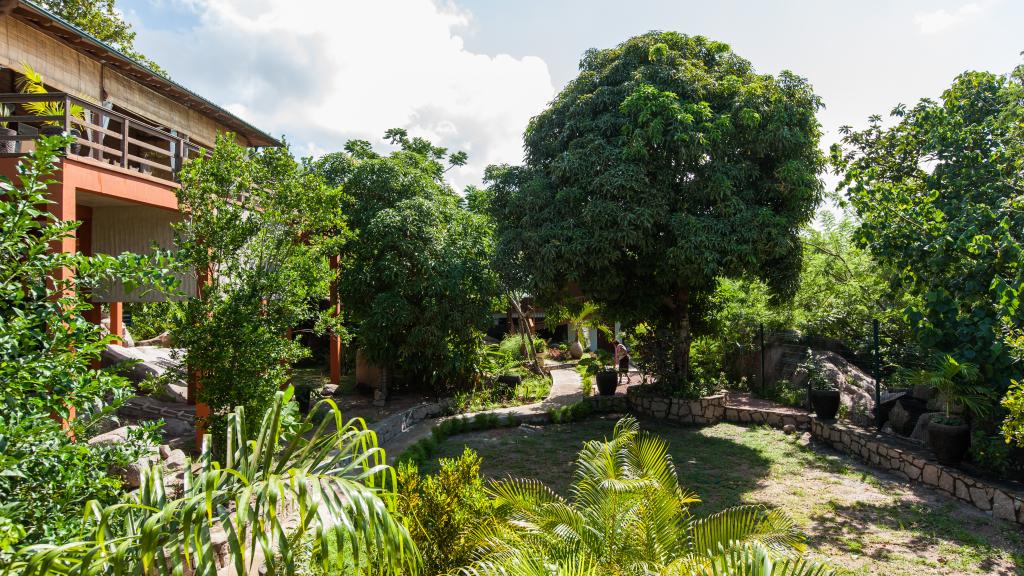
[190,265,212,448]
[108,301,123,343]
[329,255,342,386]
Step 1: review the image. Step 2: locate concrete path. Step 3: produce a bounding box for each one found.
[383,367,583,463]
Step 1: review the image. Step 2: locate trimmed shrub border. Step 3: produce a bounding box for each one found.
[390,384,1024,526]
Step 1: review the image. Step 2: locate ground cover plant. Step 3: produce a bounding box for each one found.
[422,417,1024,576]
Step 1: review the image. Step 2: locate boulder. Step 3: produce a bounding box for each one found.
[911,384,936,402]
[101,345,187,402]
[910,412,942,443]
[783,424,796,435]
[163,449,188,472]
[87,425,139,446]
[888,397,929,436]
[815,351,877,426]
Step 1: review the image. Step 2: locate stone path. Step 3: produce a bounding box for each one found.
[382,367,584,462]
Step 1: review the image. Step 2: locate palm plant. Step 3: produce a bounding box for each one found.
[6,390,419,575]
[15,63,85,128]
[462,417,832,576]
[546,302,601,359]
[909,354,991,424]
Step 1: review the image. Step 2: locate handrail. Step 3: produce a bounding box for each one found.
[0,92,207,184]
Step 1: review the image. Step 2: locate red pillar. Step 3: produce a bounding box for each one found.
[190,265,212,448]
[108,301,123,343]
[329,255,342,385]
[48,164,77,435]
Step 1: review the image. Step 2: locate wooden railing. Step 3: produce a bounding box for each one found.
[0,92,205,184]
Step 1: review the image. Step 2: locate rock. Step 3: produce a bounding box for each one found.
[922,463,939,486]
[87,425,139,446]
[927,392,965,414]
[887,402,913,434]
[783,424,796,434]
[101,344,187,402]
[135,331,173,347]
[911,384,936,401]
[159,444,172,459]
[161,418,194,439]
[910,412,942,443]
[164,449,188,472]
[970,486,992,511]
[993,490,1017,521]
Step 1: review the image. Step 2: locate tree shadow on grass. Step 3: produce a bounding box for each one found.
[805,458,1024,575]
[638,420,776,516]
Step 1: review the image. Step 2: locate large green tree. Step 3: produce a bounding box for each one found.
[833,64,1024,431]
[489,32,824,385]
[338,130,497,397]
[38,0,166,75]
[173,135,340,441]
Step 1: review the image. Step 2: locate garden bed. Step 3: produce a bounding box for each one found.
[422,416,1024,576]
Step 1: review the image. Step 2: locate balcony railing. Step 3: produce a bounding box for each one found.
[0,92,205,184]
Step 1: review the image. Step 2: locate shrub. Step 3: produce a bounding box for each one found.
[396,449,496,575]
[498,333,546,360]
[123,301,181,341]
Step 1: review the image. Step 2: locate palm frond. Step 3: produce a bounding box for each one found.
[689,505,805,558]
[6,391,418,576]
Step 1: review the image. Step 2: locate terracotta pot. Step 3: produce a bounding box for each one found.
[569,340,584,360]
[810,389,840,420]
[928,420,970,465]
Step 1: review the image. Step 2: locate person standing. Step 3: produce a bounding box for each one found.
[613,339,630,385]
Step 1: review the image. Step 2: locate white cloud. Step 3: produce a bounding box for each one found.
[137,0,555,190]
[915,2,983,35]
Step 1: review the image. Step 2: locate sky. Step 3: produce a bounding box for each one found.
[121,0,1024,192]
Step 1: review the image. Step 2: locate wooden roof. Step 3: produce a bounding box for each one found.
[11,0,280,147]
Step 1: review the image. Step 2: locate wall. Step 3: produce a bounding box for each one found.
[90,205,196,301]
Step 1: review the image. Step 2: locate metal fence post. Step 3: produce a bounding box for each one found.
[759,322,765,393]
[873,318,882,429]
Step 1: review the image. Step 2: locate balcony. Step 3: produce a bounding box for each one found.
[0,92,205,186]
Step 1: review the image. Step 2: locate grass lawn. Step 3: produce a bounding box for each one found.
[422,416,1024,576]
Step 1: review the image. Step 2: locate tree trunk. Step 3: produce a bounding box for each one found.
[508,294,541,374]
[374,365,389,407]
[672,292,691,387]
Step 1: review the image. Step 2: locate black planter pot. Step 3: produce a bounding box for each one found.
[496,374,522,389]
[928,420,971,465]
[38,125,83,154]
[0,126,15,153]
[596,370,618,396]
[810,389,841,420]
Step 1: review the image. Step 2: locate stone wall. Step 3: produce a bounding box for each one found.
[812,418,1024,525]
[625,387,726,424]
[724,405,811,429]
[371,399,453,445]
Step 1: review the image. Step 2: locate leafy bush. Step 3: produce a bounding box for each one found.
[970,430,1010,475]
[758,378,807,409]
[498,333,546,361]
[123,301,181,340]
[0,137,173,547]
[396,449,496,575]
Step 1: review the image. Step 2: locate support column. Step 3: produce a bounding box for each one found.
[190,265,211,448]
[108,301,123,343]
[614,321,621,341]
[47,166,76,434]
[329,255,342,386]
[588,327,598,352]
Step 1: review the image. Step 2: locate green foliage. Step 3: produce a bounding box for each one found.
[758,379,806,409]
[488,32,824,387]
[452,375,550,413]
[970,430,1010,475]
[0,137,174,547]
[8,391,418,575]
[548,400,594,424]
[37,0,166,75]
[462,416,830,575]
[907,354,991,424]
[799,350,835,392]
[123,301,181,340]
[173,135,340,443]
[338,132,499,390]
[834,64,1024,433]
[497,334,545,361]
[397,449,496,575]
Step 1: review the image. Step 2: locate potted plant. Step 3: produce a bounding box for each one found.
[0,104,15,153]
[16,63,86,152]
[579,350,618,396]
[802,350,840,420]
[911,354,991,465]
[548,302,600,360]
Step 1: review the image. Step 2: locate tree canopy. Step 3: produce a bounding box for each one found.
[337,130,497,391]
[834,64,1024,435]
[488,31,824,385]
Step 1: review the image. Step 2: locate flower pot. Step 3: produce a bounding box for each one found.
[596,370,618,396]
[810,389,840,420]
[569,340,584,360]
[928,420,971,465]
[496,374,522,389]
[0,126,15,153]
[38,126,83,154]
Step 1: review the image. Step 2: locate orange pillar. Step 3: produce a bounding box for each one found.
[191,265,212,448]
[329,255,342,385]
[47,164,77,434]
[108,301,123,343]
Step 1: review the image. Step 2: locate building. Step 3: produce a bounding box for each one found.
[0,2,296,415]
